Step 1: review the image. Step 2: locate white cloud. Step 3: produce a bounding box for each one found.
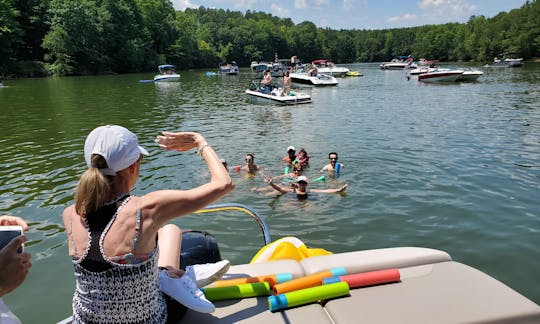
[387,13,418,23]
[417,0,476,19]
[171,0,198,11]
[295,0,329,9]
[271,3,291,17]
[342,0,355,11]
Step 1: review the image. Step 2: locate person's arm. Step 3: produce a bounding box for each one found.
[148,132,235,224]
[266,177,290,194]
[311,183,348,194]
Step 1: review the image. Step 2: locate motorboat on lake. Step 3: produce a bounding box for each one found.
[311,60,350,77]
[58,203,540,324]
[290,67,338,87]
[488,54,524,68]
[457,69,484,81]
[380,56,418,70]
[219,62,239,75]
[418,68,464,82]
[153,64,180,82]
[245,82,312,105]
[251,60,288,79]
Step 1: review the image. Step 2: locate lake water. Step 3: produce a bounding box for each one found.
[1,63,539,322]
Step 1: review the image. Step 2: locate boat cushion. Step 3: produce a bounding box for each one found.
[300,247,451,275]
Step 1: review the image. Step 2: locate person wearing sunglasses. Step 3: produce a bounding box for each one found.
[282,146,297,164]
[321,152,344,175]
[241,153,260,174]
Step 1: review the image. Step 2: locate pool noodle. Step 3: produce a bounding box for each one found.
[334,163,341,177]
[202,282,271,301]
[312,175,325,182]
[268,281,349,312]
[322,268,400,288]
[284,166,289,174]
[210,273,293,288]
[272,267,346,295]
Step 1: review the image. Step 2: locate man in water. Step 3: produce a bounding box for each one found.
[321,152,344,174]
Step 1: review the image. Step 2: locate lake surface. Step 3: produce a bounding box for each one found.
[1,63,539,322]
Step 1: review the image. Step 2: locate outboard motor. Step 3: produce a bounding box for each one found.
[180,230,222,269]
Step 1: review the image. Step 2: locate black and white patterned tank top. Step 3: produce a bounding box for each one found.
[71,196,167,323]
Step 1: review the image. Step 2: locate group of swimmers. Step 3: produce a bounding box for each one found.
[222,146,348,198]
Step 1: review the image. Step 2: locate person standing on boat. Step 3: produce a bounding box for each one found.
[261,70,272,93]
[0,215,31,324]
[266,176,347,199]
[282,71,292,96]
[241,153,260,174]
[290,55,297,72]
[62,125,234,322]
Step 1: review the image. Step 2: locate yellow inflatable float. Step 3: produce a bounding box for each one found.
[250,236,332,263]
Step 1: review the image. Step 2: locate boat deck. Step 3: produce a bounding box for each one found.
[179,247,540,323]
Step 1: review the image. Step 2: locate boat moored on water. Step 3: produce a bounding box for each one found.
[290,70,338,87]
[418,69,464,82]
[380,56,418,70]
[153,64,181,82]
[311,60,350,77]
[58,203,540,324]
[457,69,484,81]
[245,82,312,105]
[219,62,239,75]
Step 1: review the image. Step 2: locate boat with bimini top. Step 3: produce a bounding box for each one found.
[154,65,181,82]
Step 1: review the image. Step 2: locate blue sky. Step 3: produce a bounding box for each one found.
[171,0,528,30]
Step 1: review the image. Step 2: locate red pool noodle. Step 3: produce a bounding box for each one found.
[338,268,400,288]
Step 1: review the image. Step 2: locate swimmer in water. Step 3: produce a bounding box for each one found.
[241,153,260,174]
[321,152,343,173]
[266,175,347,198]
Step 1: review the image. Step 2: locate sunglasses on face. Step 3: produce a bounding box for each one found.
[330,157,338,161]
[245,158,252,162]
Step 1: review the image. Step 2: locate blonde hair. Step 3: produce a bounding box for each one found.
[74,155,112,218]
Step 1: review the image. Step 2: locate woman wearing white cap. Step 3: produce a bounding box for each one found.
[62,125,234,323]
[266,175,347,199]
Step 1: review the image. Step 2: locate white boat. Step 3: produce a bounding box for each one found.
[380,56,418,70]
[250,61,287,79]
[311,60,350,77]
[418,69,464,82]
[290,72,338,87]
[219,62,239,75]
[505,58,524,67]
[489,55,524,68]
[457,69,484,81]
[245,83,312,105]
[57,203,540,324]
[153,65,180,82]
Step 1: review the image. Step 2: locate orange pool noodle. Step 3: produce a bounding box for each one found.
[211,273,293,288]
[272,267,346,295]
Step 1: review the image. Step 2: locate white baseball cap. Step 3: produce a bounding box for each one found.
[84,125,149,176]
[287,146,295,152]
[296,175,308,183]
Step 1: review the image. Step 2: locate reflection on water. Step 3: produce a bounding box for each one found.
[0,64,539,321]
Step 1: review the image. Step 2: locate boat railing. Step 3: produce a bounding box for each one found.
[193,203,271,245]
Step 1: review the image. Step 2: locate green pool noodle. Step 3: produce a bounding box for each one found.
[284,166,290,174]
[312,175,326,182]
[268,281,349,312]
[202,282,271,301]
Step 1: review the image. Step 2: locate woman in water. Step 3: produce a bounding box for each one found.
[266,175,347,199]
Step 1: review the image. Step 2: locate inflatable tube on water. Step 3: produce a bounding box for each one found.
[334,163,341,177]
[250,236,332,264]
